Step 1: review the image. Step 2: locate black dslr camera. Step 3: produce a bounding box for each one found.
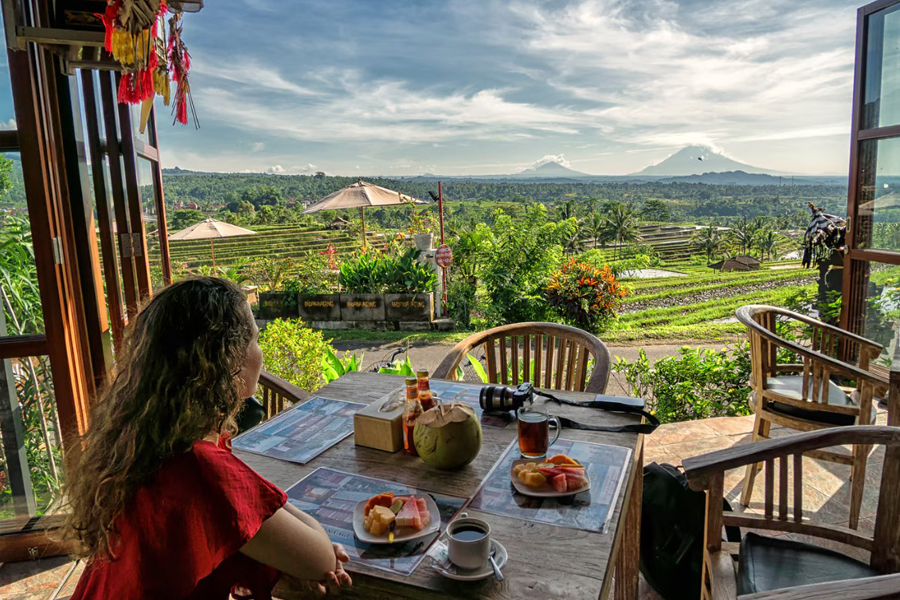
[479,382,535,413]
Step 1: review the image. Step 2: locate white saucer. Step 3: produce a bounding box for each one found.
[432,539,508,581]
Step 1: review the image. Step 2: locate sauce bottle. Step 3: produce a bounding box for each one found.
[416,369,435,411]
[402,377,421,456]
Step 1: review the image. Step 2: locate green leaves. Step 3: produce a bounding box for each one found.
[338,249,437,294]
[378,353,416,377]
[258,319,334,392]
[322,347,363,384]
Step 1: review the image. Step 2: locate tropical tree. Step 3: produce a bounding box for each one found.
[602,202,642,259]
[585,213,606,249]
[731,217,758,255]
[693,225,724,264]
[756,229,779,261]
[641,198,671,222]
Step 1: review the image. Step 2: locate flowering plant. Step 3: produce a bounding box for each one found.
[545,259,627,332]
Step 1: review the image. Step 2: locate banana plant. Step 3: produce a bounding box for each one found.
[322,347,363,384]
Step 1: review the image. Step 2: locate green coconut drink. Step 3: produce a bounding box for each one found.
[413,403,482,470]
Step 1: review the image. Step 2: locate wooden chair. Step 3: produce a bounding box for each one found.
[683,425,900,600]
[433,322,611,394]
[735,305,889,529]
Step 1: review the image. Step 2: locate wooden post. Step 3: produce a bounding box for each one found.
[360,206,367,250]
[438,181,447,312]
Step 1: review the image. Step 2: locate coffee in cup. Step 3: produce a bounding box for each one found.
[447,513,492,570]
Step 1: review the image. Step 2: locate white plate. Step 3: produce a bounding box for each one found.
[353,494,441,544]
[432,539,508,582]
[509,458,591,498]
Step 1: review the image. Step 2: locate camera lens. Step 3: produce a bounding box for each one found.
[480,385,514,412]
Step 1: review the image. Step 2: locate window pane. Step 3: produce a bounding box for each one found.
[0,152,43,336]
[137,158,167,291]
[863,4,900,129]
[0,354,64,527]
[852,261,900,368]
[855,137,900,252]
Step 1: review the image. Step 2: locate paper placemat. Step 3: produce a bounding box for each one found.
[231,396,364,464]
[467,438,631,533]
[285,468,466,576]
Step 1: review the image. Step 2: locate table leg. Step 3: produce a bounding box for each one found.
[614,438,643,600]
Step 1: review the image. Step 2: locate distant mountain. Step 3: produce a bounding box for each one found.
[512,161,590,178]
[634,145,782,176]
[658,171,787,185]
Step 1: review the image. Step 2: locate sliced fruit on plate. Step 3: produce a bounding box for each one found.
[563,471,588,489]
[548,454,581,466]
[521,471,547,488]
[396,496,427,530]
[550,474,568,493]
[539,466,568,478]
[364,493,396,517]
[365,505,396,535]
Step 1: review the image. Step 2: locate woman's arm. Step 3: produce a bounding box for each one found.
[239,506,336,581]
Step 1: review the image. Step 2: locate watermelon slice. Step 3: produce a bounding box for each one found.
[551,474,568,493]
[414,497,431,527]
[395,496,424,530]
[539,467,567,478]
[564,471,587,489]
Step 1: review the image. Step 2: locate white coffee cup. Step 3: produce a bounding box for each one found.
[447,512,492,570]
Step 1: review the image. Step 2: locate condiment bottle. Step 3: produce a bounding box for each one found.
[402,377,422,456]
[416,369,435,411]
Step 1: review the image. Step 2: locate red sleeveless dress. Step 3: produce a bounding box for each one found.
[70,440,286,600]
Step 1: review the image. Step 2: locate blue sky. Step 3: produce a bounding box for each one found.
[0,0,863,175]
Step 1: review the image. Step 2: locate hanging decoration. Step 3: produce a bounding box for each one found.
[96,0,197,129]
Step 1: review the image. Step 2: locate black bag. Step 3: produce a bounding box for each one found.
[640,463,741,600]
[236,397,266,434]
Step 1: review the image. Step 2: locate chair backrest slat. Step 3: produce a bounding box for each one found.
[779,455,789,520]
[794,453,803,523]
[511,335,520,385]
[565,342,578,391]
[485,338,498,384]
[433,322,611,394]
[498,336,509,385]
[555,338,567,389]
[764,457,775,518]
[523,334,531,384]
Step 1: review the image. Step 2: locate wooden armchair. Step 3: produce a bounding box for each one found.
[735,305,889,529]
[433,322,611,394]
[683,426,900,600]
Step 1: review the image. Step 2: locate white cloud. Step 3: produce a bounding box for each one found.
[251,142,265,152]
[0,118,16,130]
[528,154,571,169]
[266,165,285,174]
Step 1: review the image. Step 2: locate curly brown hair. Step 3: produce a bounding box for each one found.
[62,277,255,560]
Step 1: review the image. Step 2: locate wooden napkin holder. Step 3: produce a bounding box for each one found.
[354,390,404,452]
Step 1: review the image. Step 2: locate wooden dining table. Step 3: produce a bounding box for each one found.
[236,371,645,600]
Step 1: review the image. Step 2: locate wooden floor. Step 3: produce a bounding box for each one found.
[0,409,888,600]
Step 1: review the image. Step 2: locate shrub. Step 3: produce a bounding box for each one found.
[258,319,332,392]
[447,276,477,330]
[545,259,628,333]
[338,249,437,293]
[295,251,334,294]
[244,257,295,292]
[481,205,570,325]
[339,253,384,293]
[613,343,753,423]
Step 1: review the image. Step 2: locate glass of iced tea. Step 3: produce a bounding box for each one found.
[516,406,561,459]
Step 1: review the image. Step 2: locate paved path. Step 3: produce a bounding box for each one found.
[333,341,723,396]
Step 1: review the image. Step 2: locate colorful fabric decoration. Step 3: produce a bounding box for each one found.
[96,0,196,128]
[802,201,846,268]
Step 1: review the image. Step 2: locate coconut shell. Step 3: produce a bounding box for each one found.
[413,403,482,470]
[417,403,475,426]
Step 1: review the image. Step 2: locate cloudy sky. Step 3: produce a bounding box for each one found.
[0,0,864,175]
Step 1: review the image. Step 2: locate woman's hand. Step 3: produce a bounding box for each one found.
[300,543,352,597]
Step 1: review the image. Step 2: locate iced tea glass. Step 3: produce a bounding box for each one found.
[516,406,561,459]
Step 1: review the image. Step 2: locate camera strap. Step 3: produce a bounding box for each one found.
[537,391,660,434]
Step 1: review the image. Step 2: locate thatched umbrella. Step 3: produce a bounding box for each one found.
[168,217,256,266]
[303,179,426,249]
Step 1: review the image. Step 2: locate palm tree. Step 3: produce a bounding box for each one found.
[693,225,724,264]
[756,229,779,261]
[731,218,757,255]
[585,213,606,249]
[602,203,642,259]
[557,201,576,222]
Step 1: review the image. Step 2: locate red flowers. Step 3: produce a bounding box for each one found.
[545,259,628,332]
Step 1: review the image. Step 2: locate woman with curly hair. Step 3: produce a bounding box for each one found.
[63,277,351,599]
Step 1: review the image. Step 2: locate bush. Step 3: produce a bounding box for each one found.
[258,319,333,392]
[481,205,570,325]
[447,276,477,330]
[545,259,628,333]
[338,249,437,293]
[295,251,334,294]
[613,343,753,423]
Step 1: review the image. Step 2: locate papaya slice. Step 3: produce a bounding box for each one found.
[548,454,580,466]
[364,492,395,517]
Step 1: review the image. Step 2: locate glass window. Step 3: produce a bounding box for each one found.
[0,354,63,524]
[137,158,168,290]
[0,152,43,336]
[855,136,900,252]
[860,261,899,367]
[863,4,900,129]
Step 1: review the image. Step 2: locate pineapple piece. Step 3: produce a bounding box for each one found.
[366,505,396,535]
[522,471,547,488]
[513,464,526,476]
